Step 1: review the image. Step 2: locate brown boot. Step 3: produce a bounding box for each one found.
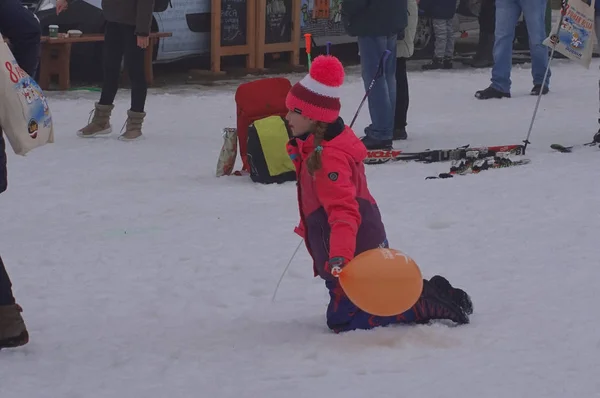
[77,103,114,138]
[0,304,29,349]
[118,110,146,141]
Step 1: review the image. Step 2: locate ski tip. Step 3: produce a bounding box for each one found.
[364,159,391,165]
[425,173,453,180]
[550,144,572,153]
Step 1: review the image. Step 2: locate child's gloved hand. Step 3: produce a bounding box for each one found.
[326,257,347,277]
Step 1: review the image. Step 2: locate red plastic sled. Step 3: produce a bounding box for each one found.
[234,77,292,172]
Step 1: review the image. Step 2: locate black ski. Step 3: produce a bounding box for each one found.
[364,144,525,165]
[550,142,598,153]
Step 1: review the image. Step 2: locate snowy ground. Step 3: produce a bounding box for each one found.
[1,59,599,398]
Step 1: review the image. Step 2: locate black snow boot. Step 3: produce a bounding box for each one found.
[464,31,494,68]
[360,135,393,150]
[411,280,470,325]
[593,128,600,144]
[422,58,444,70]
[530,84,549,96]
[443,57,453,69]
[475,86,511,100]
[393,128,407,140]
[429,275,473,315]
[0,304,29,350]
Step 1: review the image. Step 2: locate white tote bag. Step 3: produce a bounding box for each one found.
[0,40,54,156]
[543,0,596,69]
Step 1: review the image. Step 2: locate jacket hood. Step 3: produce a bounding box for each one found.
[292,117,367,163]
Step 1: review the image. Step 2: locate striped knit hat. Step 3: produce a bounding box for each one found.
[285,55,345,123]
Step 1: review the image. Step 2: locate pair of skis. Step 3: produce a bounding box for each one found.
[364,144,526,165]
[425,152,531,180]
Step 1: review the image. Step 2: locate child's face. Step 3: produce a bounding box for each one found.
[286,111,314,137]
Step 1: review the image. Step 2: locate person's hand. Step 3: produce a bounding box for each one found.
[325,257,347,277]
[137,36,150,49]
[56,0,68,14]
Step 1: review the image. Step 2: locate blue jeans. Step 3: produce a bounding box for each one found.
[357,36,397,141]
[0,0,42,77]
[491,0,549,93]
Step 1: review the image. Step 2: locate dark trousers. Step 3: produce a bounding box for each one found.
[99,22,148,113]
[394,57,409,130]
[326,279,417,332]
[0,0,42,77]
[479,0,496,35]
[0,255,15,306]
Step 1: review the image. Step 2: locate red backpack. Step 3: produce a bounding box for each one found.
[234,77,292,173]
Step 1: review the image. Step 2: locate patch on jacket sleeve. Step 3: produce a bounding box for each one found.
[328,172,339,181]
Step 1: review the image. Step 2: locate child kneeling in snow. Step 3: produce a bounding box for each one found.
[285,55,473,333]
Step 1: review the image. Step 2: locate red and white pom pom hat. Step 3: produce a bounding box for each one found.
[285,55,345,123]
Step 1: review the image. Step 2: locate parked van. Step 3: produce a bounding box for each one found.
[413,0,531,58]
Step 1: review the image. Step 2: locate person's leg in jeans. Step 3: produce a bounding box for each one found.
[0,0,41,77]
[545,0,552,36]
[394,57,409,139]
[119,25,148,141]
[490,0,522,94]
[357,35,396,147]
[521,0,550,93]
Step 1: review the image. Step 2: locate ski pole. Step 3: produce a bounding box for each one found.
[272,239,304,302]
[522,0,569,153]
[304,33,312,69]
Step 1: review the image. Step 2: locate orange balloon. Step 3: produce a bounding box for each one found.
[338,248,423,316]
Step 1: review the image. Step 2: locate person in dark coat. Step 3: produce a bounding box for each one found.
[341,0,408,150]
[75,0,155,141]
[0,135,27,349]
[0,0,42,78]
[0,0,44,350]
[0,0,70,350]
